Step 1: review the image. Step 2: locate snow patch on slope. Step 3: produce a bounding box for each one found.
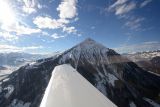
[94,74,107,96]
[143,97,160,107]
[108,73,118,86]
[9,99,31,107]
[129,101,136,107]
[4,85,14,98]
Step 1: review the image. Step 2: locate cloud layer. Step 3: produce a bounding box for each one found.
[140,0,153,8]
[115,41,160,53]
[0,44,43,53]
[1,23,41,35]
[108,0,136,15]
[107,0,153,31]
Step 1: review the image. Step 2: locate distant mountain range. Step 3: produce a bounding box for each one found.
[0,52,47,80]
[0,52,60,81]
[0,52,47,67]
[0,38,160,107]
[125,50,160,75]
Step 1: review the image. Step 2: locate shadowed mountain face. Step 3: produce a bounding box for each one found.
[0,38,160,107]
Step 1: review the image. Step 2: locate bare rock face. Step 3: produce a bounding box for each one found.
[0,38,160,107]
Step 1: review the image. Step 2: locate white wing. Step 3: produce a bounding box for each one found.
[40,64,117,107]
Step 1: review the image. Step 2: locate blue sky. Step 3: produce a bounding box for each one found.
[0,0,160,54]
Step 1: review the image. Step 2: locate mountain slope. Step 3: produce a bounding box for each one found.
[0,38,160,107]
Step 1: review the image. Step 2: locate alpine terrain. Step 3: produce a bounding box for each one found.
[0,38,160,107]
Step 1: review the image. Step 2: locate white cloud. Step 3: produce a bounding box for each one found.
[33,16,64,29]
[42,31,49,36]
[124,17,144,30]
[63,26,77,34]
[1,23,41,35]
[37,4,45,9]
[109,0,128,9]
[108,0,136,15]
[22,6,37,14]
[140,0,152,8]
[57,0,78,19]
[33,0,79,36]
[51,33,65,39]
[22,0,36,7]
[21,0,37,14]
[18,0,46,14]
[0,45,21,52]
[22,46,43,50]
[0,32,18,41]
[143,41,159,44]
[107,0,147,31]
[74,17,79,21]
[33,16,78,34]
[115,2,136,15]
[57,18,70,24]
[49,0,55,3]
[0,44,43,53]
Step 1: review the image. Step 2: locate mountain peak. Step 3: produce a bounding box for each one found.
[78,38,108,50]
[84,38,95,42]
[82,38,96,44]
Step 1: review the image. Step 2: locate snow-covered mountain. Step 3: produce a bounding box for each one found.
[125,50,160,75]
[0,52,50,81]
[0,38,160,107]
[124,50,160,62]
